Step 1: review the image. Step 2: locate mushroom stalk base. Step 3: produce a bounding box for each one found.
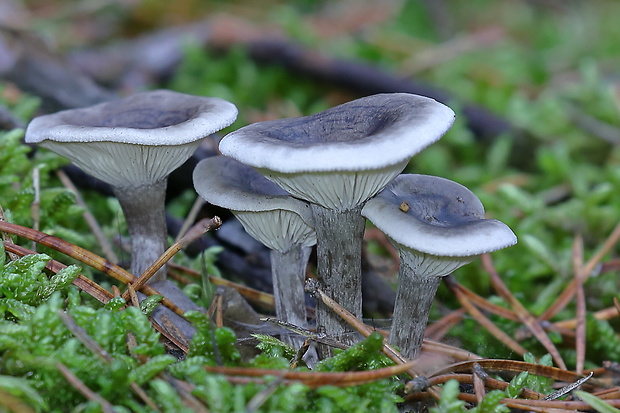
[271,245,311,349]
[389,252,442,359]
[114,181,168,283]
[311,204,365,358]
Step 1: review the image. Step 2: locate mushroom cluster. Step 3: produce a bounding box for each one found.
[217,93,456,356]
[27,88,517,362]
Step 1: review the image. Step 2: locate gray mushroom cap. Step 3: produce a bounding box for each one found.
[219,93,454,173]
[25,89,238,187]
[193,156,316,253]
[362,174,517,258]
[219,93,455,211]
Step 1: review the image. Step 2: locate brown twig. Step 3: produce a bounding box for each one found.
[424,308,466,341]
[121,216,221,301]
[472,363,488,404]
[447,280,519,322]
[482,254,567,370]
[572,235,587,374]
[57,169,119,264]
[55,362,116,413]
[0,221,185,317]
[554,305,620,329]
[204,361,418,388]
[168,262,276,309]
[0,204,19,260]
[444,275,528,356]
[541,220,620,321]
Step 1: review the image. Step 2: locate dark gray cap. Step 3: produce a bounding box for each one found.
[193,156,315,253]
[26,90,238,187]
[362,174,517,258]
[219,93,455,211]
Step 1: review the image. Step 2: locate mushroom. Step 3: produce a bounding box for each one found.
[361,174,517,359]
[25,89,238,282]
[193,156,315,348]
[219,93,455,352]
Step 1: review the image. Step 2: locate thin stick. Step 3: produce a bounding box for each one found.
[57,310,113,363]
[0,221,185,317]
[425,308,466,341]
[121,217,221,301]
[56,362,116,413]
[0,204,20,260]
[541,220,620,321]
[554,306,620,329]
[168,262,275,308]
[445,276,528,356]
[482,254,566,370]
[174,195,205,242]
[573,235,587,375]
[31,166,40,251]
[57,169,119,264]
[472,363,487,404]
[450,280,519,321]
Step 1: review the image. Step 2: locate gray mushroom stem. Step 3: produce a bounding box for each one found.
[114,181,167,282]
[270,245,312,333]
[389,252,442,359]
[311,204,365,353]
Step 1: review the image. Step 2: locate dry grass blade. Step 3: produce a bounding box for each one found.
[482,254,567,370]
[205,361,418,388]
[472,363,487,403]
[56,362,116,413]
[174,195,205,242]
[164,375,209,413]
[426,373,545,399]
[0,204,19,260]
[446,279,519,321]
[57,310,113,363]
[425,308,466,341]
[57,310,167,412]
[56,169,119,264]
[508,397,620,410]
[541,220,620,321]
[121,216,221,301]
[554,305,620,329]
[544,372,594,400]
[0,221,186,318]
[168,262,275,309]
[421,339,482,362]
[246,376,284,413]
[456,392,593,412]
[573,235,587,374]
[431,359,599,385]
[444,275,528,356]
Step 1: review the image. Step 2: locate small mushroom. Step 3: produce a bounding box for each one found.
[362,174,517,359]
[193,156,315,348]
[25,90,238,282]
[219,93,454,353]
